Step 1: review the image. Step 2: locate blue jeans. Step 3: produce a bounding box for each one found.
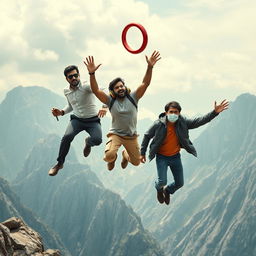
[57,115,102,165]
[155,153,184,194]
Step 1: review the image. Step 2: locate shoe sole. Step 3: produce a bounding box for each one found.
[48,165,63,176]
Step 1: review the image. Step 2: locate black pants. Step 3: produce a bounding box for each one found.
[57,116,102,165]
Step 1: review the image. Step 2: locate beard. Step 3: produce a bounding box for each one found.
[115,88,127,98]
[70,79,79,87]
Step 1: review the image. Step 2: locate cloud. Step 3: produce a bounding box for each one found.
[33,49,59,61]
[138,107,156,120]
[0,0,256,113]
[184,0,241,9]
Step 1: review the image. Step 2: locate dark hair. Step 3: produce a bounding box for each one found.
[64,65,79,77]
[108,77,125,91]
[165,101,182,112]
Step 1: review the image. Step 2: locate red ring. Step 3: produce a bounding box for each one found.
[121,23,148,54]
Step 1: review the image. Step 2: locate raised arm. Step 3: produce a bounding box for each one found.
[186,100,229,129]
[84,56,109,104]
[135,51,161,100]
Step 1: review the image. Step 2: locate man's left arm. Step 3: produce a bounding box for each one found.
[187,100,229,129]
[135,51,161,100]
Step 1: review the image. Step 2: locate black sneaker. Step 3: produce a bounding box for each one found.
[157,188,165,204]
[163,187,170,205]
[83,138,91,157]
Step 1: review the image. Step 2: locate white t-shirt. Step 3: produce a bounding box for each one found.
[63,82,98,118]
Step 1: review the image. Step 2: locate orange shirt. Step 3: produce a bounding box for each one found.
[158,122,180,156]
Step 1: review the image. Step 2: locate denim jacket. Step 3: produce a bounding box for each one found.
[140,110,219,161]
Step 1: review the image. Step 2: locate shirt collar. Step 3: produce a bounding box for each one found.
[64,81,82,94]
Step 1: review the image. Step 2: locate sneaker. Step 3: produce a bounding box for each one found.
[157,188,165,204]
[48,163,63,176]
[121,150,128,169]
[163,187,170,205]
[83,138,91,157]
[107,161,115,171]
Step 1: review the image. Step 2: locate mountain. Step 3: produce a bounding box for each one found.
[0,176,71,255]
[12,134,164,256]
[125,93,256,256]
[0,85,158,196]
[0,86,67,180]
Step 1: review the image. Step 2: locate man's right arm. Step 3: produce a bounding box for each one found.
[140,122,157,156]
[89,73,109,104]
[84,56,109,105]
[52,98,72,117]
[62,101,73,115]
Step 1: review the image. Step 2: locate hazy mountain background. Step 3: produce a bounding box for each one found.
[0,86,255,255]
[11,134,163,256]
[125,93,256,256]
[0,176,71,255]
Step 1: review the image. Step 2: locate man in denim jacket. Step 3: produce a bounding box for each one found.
[140,100,229,205]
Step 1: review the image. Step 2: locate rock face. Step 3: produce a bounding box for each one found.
[0,176,71,255]
[0,217,60,256]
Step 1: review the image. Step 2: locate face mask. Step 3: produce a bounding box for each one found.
[167,113,179,123]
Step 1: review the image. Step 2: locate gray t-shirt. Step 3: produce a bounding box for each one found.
[107,92,139,136]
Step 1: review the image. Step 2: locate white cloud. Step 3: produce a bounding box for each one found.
[33,49,59,61]
[0,1,28,56]
[0,63,62,100]
[184,0,241,9]
[0,0,256,112]
[138,107,156,120]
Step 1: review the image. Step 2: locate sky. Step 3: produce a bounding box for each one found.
[0,0,255,119]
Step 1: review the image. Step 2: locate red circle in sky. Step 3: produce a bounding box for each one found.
[121,23,148,54]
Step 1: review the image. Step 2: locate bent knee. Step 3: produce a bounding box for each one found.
[104,151,117,163]
[131,159,140,166]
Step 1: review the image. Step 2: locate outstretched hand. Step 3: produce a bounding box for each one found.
[140,155,146,163]
[98,106,107,118]
[84,56,101,74]
[146,51,161,68]
[214,99,229,113]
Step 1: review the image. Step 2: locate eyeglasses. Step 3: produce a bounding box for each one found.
[67,73,79,79]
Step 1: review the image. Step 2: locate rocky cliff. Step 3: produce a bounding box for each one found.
[0,217,61,256]
[0,176,71,255]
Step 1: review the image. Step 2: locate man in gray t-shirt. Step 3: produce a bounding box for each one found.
[84,51,161,170]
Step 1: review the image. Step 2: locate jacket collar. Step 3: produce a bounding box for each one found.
[158,112,167,125]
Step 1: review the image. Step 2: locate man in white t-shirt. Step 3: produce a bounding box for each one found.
[84,51,161,171]
[49,65,107,176]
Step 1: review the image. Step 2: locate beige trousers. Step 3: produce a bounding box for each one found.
[103,134,140,166]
